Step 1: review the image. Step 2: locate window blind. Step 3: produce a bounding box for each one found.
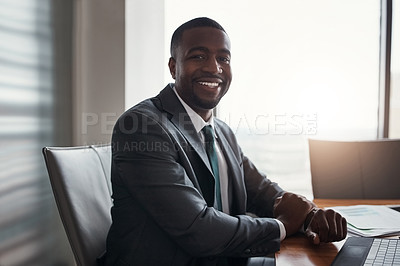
[0,0,73,265]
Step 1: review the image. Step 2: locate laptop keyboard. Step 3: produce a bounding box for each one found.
[364,239,400,265]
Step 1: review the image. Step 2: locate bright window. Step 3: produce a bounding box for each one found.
[390,0,400,138]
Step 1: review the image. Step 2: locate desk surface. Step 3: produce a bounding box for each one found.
[275,199,400,266]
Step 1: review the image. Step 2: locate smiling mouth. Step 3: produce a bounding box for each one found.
[198,81,220,88]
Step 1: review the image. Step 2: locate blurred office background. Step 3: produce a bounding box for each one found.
[0,0,399,265]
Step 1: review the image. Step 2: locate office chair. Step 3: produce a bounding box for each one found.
[42,144,112,266]
[309,139,400,199]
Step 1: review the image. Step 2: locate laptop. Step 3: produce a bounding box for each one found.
[332,237,400,265]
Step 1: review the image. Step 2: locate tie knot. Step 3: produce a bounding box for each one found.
[202,125,214,143]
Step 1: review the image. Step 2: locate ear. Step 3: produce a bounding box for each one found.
[168,57,176,79]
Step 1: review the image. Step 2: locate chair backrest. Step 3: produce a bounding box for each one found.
[42,144,112,266]
[309,139,400,199]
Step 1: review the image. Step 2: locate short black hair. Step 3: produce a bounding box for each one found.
[170,17,226,58]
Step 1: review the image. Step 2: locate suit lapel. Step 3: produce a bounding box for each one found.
[156,85,214,176]
[155,85,218,206]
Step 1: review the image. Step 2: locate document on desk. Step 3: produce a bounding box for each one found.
[328,205,400,237]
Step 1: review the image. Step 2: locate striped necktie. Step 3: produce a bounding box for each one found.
[202,125,222,211]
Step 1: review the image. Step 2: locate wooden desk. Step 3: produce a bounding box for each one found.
[275,199,400,266]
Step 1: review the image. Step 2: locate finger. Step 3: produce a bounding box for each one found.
[326,210,338,242]
[305,229,320,245]
[333,214,347,241]
[334,213,345,241]
[341,216,348,239]
[313,233,320,245]
[334,214,342,241]
[314,210,329,242]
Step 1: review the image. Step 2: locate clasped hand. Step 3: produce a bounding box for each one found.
[273,192,347,244]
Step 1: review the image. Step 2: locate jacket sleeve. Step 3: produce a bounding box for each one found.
[111,110,281,258]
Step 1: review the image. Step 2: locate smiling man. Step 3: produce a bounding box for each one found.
[103,17,346,266]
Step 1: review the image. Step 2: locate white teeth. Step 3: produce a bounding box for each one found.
[198,82,219,87]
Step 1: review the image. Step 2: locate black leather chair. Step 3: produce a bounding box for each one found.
[309,139,400,199]
[43,144,280,266]
[42,144,112,266]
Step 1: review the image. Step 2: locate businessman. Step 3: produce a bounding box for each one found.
[103,17,347,265]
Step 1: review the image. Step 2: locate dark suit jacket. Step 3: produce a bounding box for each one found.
[104,84,284,266]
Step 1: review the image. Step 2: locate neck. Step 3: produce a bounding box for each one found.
[197,109,213,122]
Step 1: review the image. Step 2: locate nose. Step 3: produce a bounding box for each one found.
[203,57,223,74]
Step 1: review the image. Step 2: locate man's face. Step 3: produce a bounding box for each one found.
[169,27,232,119]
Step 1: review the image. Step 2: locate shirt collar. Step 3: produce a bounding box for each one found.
[172,86,215,134]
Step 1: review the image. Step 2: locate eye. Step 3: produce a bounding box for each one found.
[190,54,206,60]
[218,56,230,64]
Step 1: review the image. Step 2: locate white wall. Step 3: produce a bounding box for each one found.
[125,0,166,109]
[73,0,125,145]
